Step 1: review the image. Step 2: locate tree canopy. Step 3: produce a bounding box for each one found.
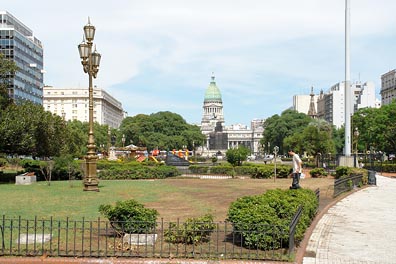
[260,109,312,154]
[353,102,396,154]
[119,111,205,151]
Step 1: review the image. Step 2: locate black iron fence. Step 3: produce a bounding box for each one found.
[333,174,363,197]
[0,213,308,261]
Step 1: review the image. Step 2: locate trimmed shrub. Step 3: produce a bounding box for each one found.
[335,166,353,179]
[381,164,396,173]
[210,165,234,175]
[251,165,292,179]
[234,166,257,176]
[98,164,180,180]
[309,168,327,178]
[189,165,209,174]
[99,199,158,234]
[227,188,318,250]
[164,214,216,245]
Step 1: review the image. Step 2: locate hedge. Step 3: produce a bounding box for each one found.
[227,188,318,250]
[98,164,180,180]
[309,168,328,178]
[188,164,293,179]
[251,165,291,179]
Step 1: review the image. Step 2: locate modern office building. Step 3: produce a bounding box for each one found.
[381,69,396,105]
[317,81,377,128]
[0,11,44,104]
[199,74,264,155]
[43,86,124,128]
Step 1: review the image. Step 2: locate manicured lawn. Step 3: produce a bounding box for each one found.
[0,177,335,221]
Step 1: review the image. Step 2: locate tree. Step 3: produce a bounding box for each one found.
[353,103,396,154]
[226,146,250,166]
[0,102,67,158]
[39,160,54,186]
[260,110,311,154]
[284,119,335,165]
[119,111,205,151]
[0,53,18,110]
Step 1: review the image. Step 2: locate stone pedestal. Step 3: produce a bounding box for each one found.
[108,147,117,161]
[123,234,157,245]
[15,174,36,185]
[338,156,355,167]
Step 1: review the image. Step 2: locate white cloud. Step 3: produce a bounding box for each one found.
[5,0,396,124]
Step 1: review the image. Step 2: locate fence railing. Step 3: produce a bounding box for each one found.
[0,213,307,261]
[333,174,363,197]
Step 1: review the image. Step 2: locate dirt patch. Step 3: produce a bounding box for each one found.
[146,177,335,221]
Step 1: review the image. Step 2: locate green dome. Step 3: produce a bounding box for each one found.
[204,74,222,102]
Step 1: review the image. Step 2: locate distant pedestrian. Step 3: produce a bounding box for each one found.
[288,149,302,189]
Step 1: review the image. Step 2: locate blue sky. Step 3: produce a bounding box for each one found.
[3,0,396,126]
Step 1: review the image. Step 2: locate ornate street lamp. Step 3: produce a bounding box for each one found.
[273,146,279,182]
[122,134,126,148]
[78,18,101,192]
[354,127,360,167]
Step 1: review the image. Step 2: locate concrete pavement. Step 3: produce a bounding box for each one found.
[302,175,396,264]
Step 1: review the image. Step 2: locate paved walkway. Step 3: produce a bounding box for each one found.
[302,175,396,264]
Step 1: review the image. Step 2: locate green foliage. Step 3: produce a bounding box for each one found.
[164,214,216,245]
[353,103,396,155]
[0,157,7,167]
[211,156,218,164]
[99,199,159,234]
[381,164,396,173]
[188,163,292,178]
[284,119,335,162]
[251,165,292,179]
[261,110,312,155]
[98,163,180,180]
[19,159,43,179]
[226,146,250,166]
[209,165,234,175]
[0,102,67,158]
[119,112,205,151]
[309,168,328,178]
[227,189,318,250]
[234,165,257,176]
[189,165,209,174]
[53,155,82,181]
[335,166,353,179]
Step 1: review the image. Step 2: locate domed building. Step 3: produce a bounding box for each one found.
[201,73,225,134]
[200,73,264,157]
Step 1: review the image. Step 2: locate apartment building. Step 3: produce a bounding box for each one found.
[43,86,124,128]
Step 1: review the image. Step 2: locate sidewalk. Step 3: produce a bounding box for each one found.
[301,175,396,264]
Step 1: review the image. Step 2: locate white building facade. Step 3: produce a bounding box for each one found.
[43,86,124,128]
[317,81,377,128]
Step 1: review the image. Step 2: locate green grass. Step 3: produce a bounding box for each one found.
[0,177,335,222]
[1,180,178,220]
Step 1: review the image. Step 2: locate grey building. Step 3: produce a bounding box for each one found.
[0,11,44,104]
[381,69,396,105]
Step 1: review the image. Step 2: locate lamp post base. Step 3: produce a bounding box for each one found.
[84,155,99,192]
[83,181,99,192]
